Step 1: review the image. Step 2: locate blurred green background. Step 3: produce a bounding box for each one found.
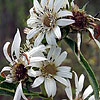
[0,0,100,100]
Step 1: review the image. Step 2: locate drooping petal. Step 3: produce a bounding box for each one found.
[11,29,21,59]
[34,0,43,13]
[1,66,11,73]
[55,51,67,66]
[54,0,64,12]
[83,85,93,99]
[54,76,69,86]
[26,28,40,39]
[87,28,100,49]
[57,19,75,26]
[34,33,44,46]
[3,42,13,64]
[57,10,73,18]
[65,80,73,100]
[53,26,61,39]
[32,76,44,88]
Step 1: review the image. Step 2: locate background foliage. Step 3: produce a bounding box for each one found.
[0,0,100,100]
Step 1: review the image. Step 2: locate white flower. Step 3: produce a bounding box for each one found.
[64,72,93,100]
[29,46,72,97]
[26,0,75,46]
[1,29,47,100]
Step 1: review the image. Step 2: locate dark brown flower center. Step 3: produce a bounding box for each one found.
[12,63,27,81]
[41,63,57,77]
[72,11,88,30]
[43,15,51,27]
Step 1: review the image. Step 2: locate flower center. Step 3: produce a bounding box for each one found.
[72,11,88,30]
[41,63,57,77]
[42,13,56,28]
[12,63,27,81]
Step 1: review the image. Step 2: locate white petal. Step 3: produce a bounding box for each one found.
[87,28,100,49]
[30,57,47,63]
[3,42,13,64]
[34,33,44,46]
[77,33,81,60]
[57,71,72,79]
[55,51,67,66]
[88,95,95,100]
[54,0,64,12]
[47,46,56,60]
[11,29,21,59]
[34,0,43,13]
[57,19,75,26]
[57,66,71,72]
[53,26,61,39]
[54,76,69,86]
[28,68,36,77]
[41,0,47,8]
[48,0,54,10]
[27,17,38,28]
[65,80,73,100]
[32,76,44,88]
[78,74,85,92]
[46,31,57,45]
[57,10,73,18]
[14,82,28,100]
[50,79,57,97]
[26,28,40,39]
[83,85,93,99]
[44,78,52,97]
[28,45,46,56]
[71,0,75,8]
[1,66,11,73]
[28,62,42,68]
[51,46,61,60]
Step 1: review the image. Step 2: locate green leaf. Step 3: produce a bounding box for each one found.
[0,76,5,82]
[64,37,99,100]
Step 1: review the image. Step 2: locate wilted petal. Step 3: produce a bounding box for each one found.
[11,29,21,59]
[3,42,13,64]
[32,76,44,88]
[1,66,11,73]
[88,28,100,49]
[57,19,75,26]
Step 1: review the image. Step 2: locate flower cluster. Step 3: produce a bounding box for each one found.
[1,0,100,100]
